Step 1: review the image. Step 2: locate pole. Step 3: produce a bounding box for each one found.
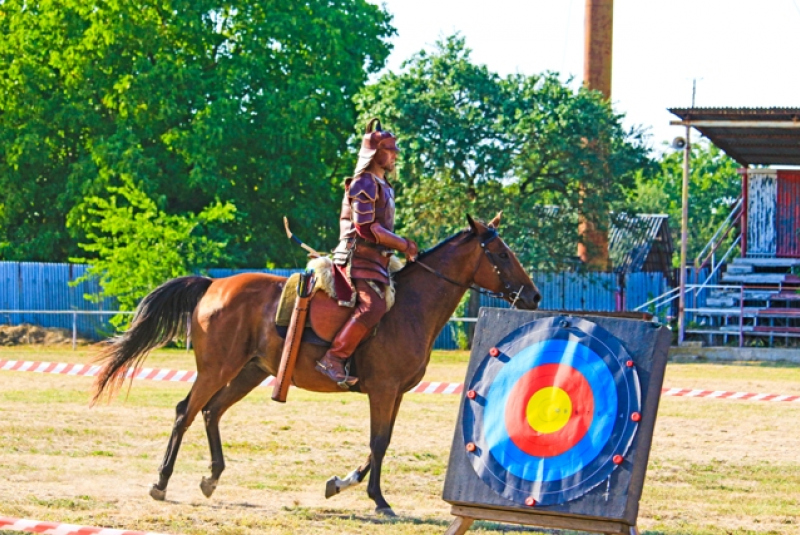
[678,125,691,344]
[583,0,614,99]
[72,312,77,351]
[578,0,614,270]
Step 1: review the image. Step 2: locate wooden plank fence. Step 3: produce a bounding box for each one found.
[0,262,669,349]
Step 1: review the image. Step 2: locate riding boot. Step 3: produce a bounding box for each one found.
[316,318,370,386]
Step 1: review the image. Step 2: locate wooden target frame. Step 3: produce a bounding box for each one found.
[442,309,671,535]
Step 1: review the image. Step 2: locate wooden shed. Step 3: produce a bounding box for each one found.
[669,107,800,260]
[743,169,800,258]
[668,108,800,347]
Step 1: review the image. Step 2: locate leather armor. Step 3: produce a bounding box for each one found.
[333,172,402,285]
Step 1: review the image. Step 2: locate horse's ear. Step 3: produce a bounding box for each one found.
[467,214,487,235]
[488,211,503,229]
[467,214,478,234]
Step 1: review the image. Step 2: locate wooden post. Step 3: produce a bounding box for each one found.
[444,515,474,535]
[578,0,614,270]
[678,125,691,344]
[584,0,614,99]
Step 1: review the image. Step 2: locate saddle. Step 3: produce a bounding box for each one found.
[275,256,402,345]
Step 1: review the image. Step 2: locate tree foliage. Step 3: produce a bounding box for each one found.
[0,0,394,266]
[356,35,653,270]
[628,142,741,266]
[71,180,235,324]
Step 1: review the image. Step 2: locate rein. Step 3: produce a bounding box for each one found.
[414,259,504,299]
[413,230,520,302]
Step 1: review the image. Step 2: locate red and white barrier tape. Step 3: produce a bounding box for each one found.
[0,516,168,535]
[2,359,799,402]
[661,387,800,402]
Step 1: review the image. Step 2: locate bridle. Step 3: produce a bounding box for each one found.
[413,229,527,306]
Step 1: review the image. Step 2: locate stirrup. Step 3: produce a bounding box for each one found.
[315,357,357,388]
[337,361,357,388]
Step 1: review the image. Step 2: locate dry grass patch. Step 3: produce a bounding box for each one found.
[0,347,798,534]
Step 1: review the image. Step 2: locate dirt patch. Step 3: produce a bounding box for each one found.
[0,324,90,346]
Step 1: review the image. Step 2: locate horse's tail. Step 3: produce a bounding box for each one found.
[91,275,213,406]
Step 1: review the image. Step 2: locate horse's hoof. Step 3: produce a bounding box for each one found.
[200,476,217,498]
[375,507,396,517]
[149,484,166,501]
[325,476,340,499]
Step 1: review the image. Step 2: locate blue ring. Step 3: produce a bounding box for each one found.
[462,317,641,506]
[484,339,616,482]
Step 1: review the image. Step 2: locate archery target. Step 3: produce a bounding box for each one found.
[462,317,641,506]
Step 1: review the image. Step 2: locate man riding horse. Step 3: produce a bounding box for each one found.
[315,118,419,386]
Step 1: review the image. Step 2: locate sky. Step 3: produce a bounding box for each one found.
[367,0,800,153]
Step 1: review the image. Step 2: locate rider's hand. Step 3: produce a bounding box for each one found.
[404,239,419,262]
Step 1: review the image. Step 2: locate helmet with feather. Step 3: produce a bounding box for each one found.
[353,118,399,176]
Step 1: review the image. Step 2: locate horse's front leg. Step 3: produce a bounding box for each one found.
[325,454,371,499]
[366,389,403,516]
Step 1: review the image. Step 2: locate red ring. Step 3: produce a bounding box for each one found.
[504,364,594,458]
[631,412,641,422]
[525,497,536,506]
[467,390,477,400]
[489,347,501,357]
[613,454,624,465]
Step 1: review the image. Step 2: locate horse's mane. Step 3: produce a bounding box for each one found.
[395,224,498,277]
[393,229,469,277]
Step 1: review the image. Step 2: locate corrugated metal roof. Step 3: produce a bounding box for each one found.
[536,207,674,277]
[609,213,673,276]
[669,107,800,166]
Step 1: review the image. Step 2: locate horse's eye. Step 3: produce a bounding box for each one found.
[499,252,509,259]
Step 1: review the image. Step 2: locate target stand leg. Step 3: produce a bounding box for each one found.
[444,515,474,535]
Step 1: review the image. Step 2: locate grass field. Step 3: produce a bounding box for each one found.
[1,344,799,535]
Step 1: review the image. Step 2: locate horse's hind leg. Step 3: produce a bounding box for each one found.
[149,391,191,500]
[200,359,270,498]
[149,371,239,501]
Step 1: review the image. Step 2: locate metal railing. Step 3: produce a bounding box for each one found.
[0,310,134,350]
[636,282,800,347]
[0,310,480,351]
[693,196,743,273]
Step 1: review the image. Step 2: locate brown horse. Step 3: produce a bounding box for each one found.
[91,213,540,515]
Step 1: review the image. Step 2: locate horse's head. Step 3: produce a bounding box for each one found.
[467,213,541,310]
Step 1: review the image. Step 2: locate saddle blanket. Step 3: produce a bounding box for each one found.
[275,256,402,343]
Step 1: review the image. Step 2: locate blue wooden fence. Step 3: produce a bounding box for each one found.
[0,262,668,349]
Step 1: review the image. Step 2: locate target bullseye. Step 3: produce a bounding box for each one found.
[504,363,595,458]
[526,386,571,434]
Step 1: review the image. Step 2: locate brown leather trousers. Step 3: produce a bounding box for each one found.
[349,278,388,330]
[317,278,387,385]
[324,279,386,360]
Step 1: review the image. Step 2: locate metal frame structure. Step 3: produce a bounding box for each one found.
[668,107,800,345]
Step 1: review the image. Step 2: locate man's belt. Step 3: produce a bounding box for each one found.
[354,237,393,257]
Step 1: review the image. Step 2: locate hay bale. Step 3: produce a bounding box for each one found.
[0,324,90,346]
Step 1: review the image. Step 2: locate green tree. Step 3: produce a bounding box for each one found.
[355,35,513,245]
[355,35,652,270]
[0,0,394,266]
[507,74,653,269]
[71,179,235,326]
[628,141,741,267]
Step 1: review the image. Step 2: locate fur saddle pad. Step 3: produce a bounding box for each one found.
[275,256,403,343]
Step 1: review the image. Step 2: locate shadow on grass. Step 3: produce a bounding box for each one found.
[669,357,800,369]
[317,511,539,531]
